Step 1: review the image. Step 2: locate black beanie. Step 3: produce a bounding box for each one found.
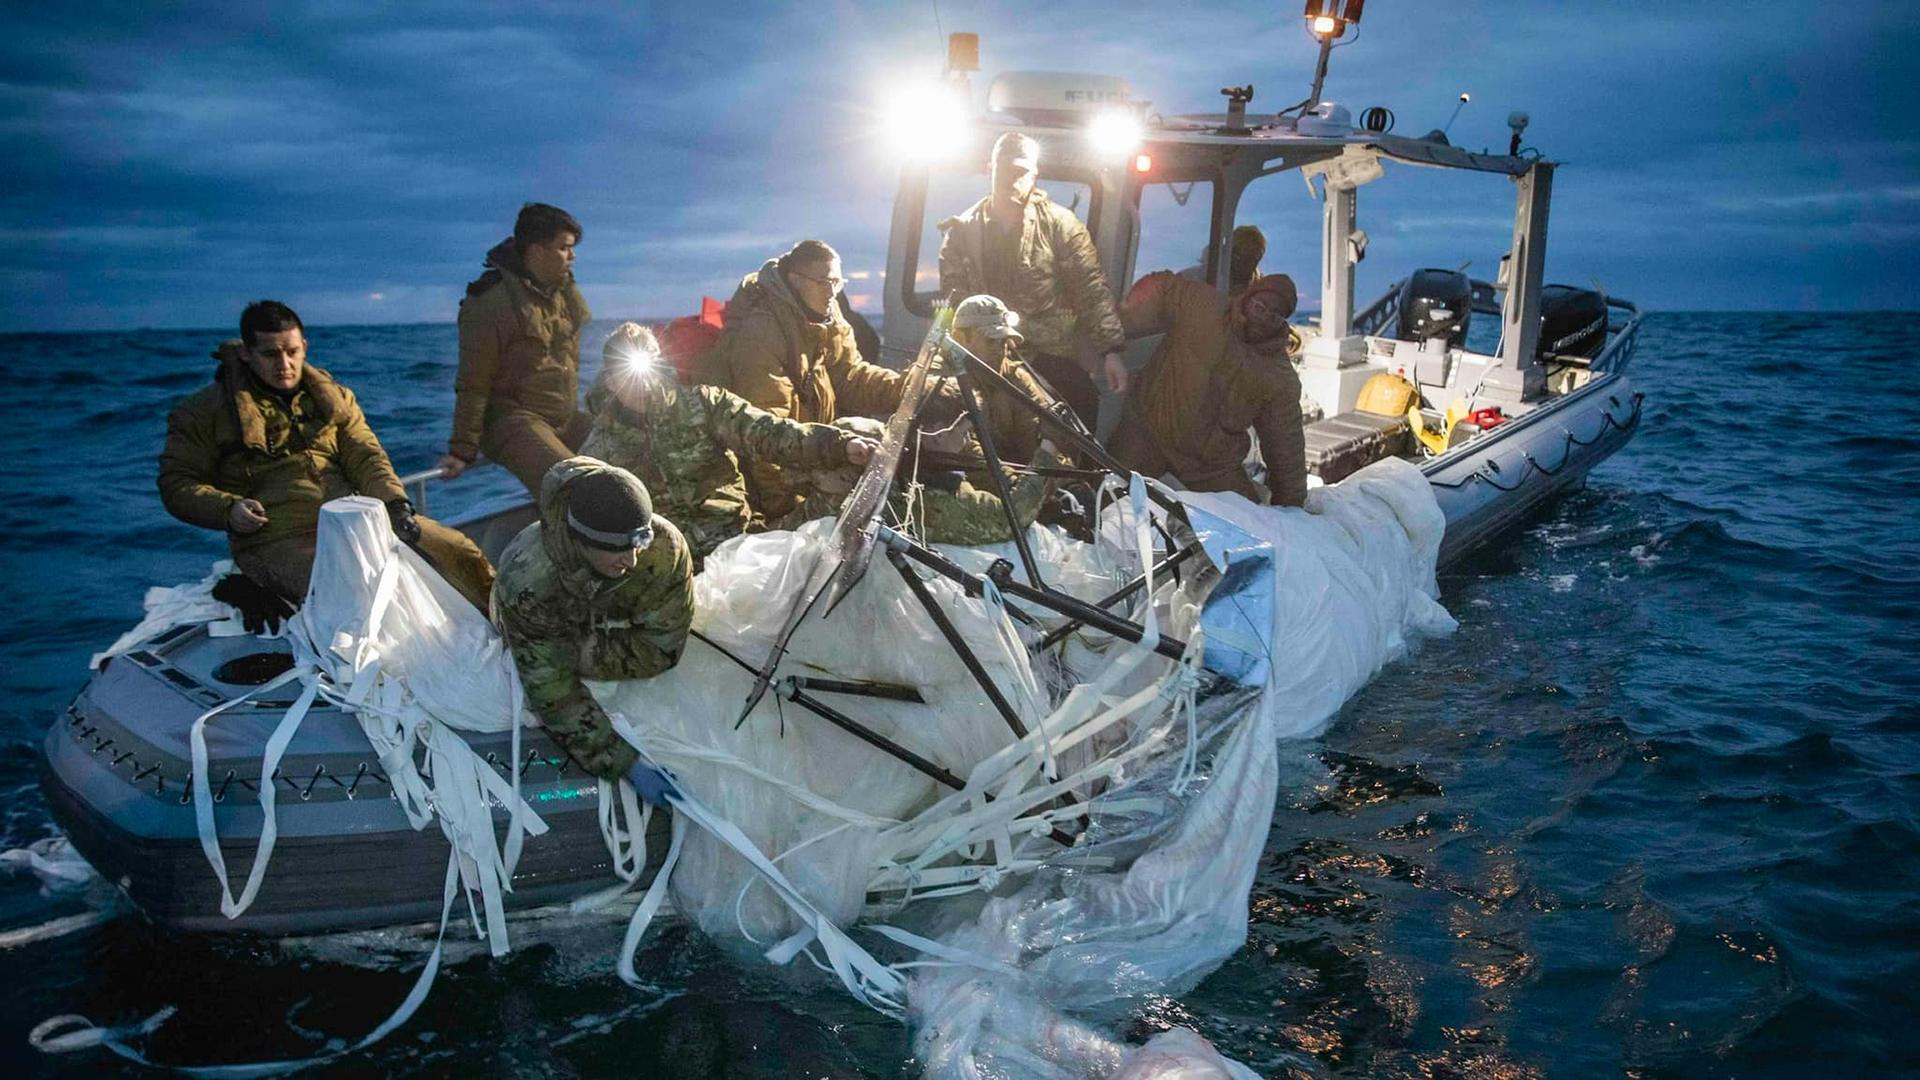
[567,469,653,549]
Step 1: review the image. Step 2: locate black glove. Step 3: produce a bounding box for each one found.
[386,498,422,545]
[211,573,298,635]
[1038,485,1095,543]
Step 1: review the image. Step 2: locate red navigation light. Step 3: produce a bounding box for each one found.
[1133,153,1153,173]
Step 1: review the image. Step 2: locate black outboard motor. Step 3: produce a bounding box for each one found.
[1394,269,1473,346]
[1536,285,1608,358]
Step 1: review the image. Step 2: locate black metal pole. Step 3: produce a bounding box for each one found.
[887,547,1031,740]
[784,687,965,789]
[941,334,1187,520]
[1034,543,1201,652]
[693,630,1077,848]
[946,343,1044,589]
[885,530,1191,663]
[789,676,925,704]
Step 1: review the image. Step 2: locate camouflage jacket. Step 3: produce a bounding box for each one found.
[695,258,911,518]
[450,238,592,462]
[901,446,1061,546]
[492,458,694,779]
[158,349,406,556]
[937,190,1125,364]
[581,377,855,560]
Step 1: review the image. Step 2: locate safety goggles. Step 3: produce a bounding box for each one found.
[567,511,655,553]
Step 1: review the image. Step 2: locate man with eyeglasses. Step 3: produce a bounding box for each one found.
[440,203,594,498]
[1108,271,1308,507]
[490,457,691,799]
[699,239,923,522]
[938,132,1128,433]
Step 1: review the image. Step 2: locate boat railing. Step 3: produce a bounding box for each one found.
[397,466,454,515]
[1583,297,1641,377]
[1351,279,1404,338]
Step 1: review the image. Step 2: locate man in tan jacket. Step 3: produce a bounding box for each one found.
[439,203,592,496]
[160,301,494,614]
[1108,273,1308,507]
[697,239,915,521]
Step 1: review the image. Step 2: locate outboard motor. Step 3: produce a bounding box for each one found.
[1536,285,1608,358]
[1394,269,1473,346]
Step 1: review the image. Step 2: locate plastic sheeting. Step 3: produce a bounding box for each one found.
[598,457,1453,1076]
[901,459,1454,1077]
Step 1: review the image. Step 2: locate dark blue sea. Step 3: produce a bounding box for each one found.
[0,313,1915,1076]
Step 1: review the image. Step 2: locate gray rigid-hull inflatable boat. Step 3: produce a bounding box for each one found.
[41,499,671,937]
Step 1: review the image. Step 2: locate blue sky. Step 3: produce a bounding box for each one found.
[1,1,1913,331]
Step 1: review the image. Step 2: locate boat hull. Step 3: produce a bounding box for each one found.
[41,627,667,936]
[1425,373,1642,568]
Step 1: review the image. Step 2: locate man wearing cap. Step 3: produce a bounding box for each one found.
[698,239,922,522]
[1108,271,1309,507]
[946,294,1060,465]
[439,203,593,497]
[583,322,879,565]
[159,301,495,627]
[938,133,1127,432]
[491,457,693,795]
[896,415,1065,547]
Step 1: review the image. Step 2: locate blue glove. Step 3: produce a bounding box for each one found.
[625,760,678,808]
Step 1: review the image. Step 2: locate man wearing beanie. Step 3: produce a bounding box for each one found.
[491,457,693,798]
[1108,270,1308,507]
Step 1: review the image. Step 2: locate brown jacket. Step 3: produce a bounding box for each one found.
[1116,272,1307,507]
[938,190,1125,364]
[450,238,592,462]
[159,351,407,554]
[697,258,911,517]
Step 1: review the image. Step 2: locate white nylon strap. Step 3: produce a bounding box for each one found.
[188,666,317,920]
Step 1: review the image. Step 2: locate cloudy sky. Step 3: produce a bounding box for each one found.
[2,1,1913,332]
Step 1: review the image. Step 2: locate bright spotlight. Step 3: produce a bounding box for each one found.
[614,341,660,381]
[883,79,971,162]
[1086,109,1143,160]
[1311,15,1337,34]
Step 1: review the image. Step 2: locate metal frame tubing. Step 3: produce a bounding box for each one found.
[881,526,1191,664]
[939,335,1188,520]
[946,344,1044,589]
[1034,542,1201,652]
[886,547,1031,740]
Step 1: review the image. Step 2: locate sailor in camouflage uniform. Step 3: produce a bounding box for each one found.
[947,293,1061,465]
[491,457,690,797]
[582,323,876,565]
[896,415,1062,547]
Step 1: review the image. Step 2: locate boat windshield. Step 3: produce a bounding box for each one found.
[1133,177,1217,291]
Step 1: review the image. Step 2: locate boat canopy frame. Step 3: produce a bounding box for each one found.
[881,109,1563,401]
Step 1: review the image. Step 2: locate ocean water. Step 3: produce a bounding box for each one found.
[0,313,1915,1076]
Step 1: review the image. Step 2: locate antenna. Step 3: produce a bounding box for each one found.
[1442,92,1470,138]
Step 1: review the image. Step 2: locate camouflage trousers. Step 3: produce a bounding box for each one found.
[761,416,883,532]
